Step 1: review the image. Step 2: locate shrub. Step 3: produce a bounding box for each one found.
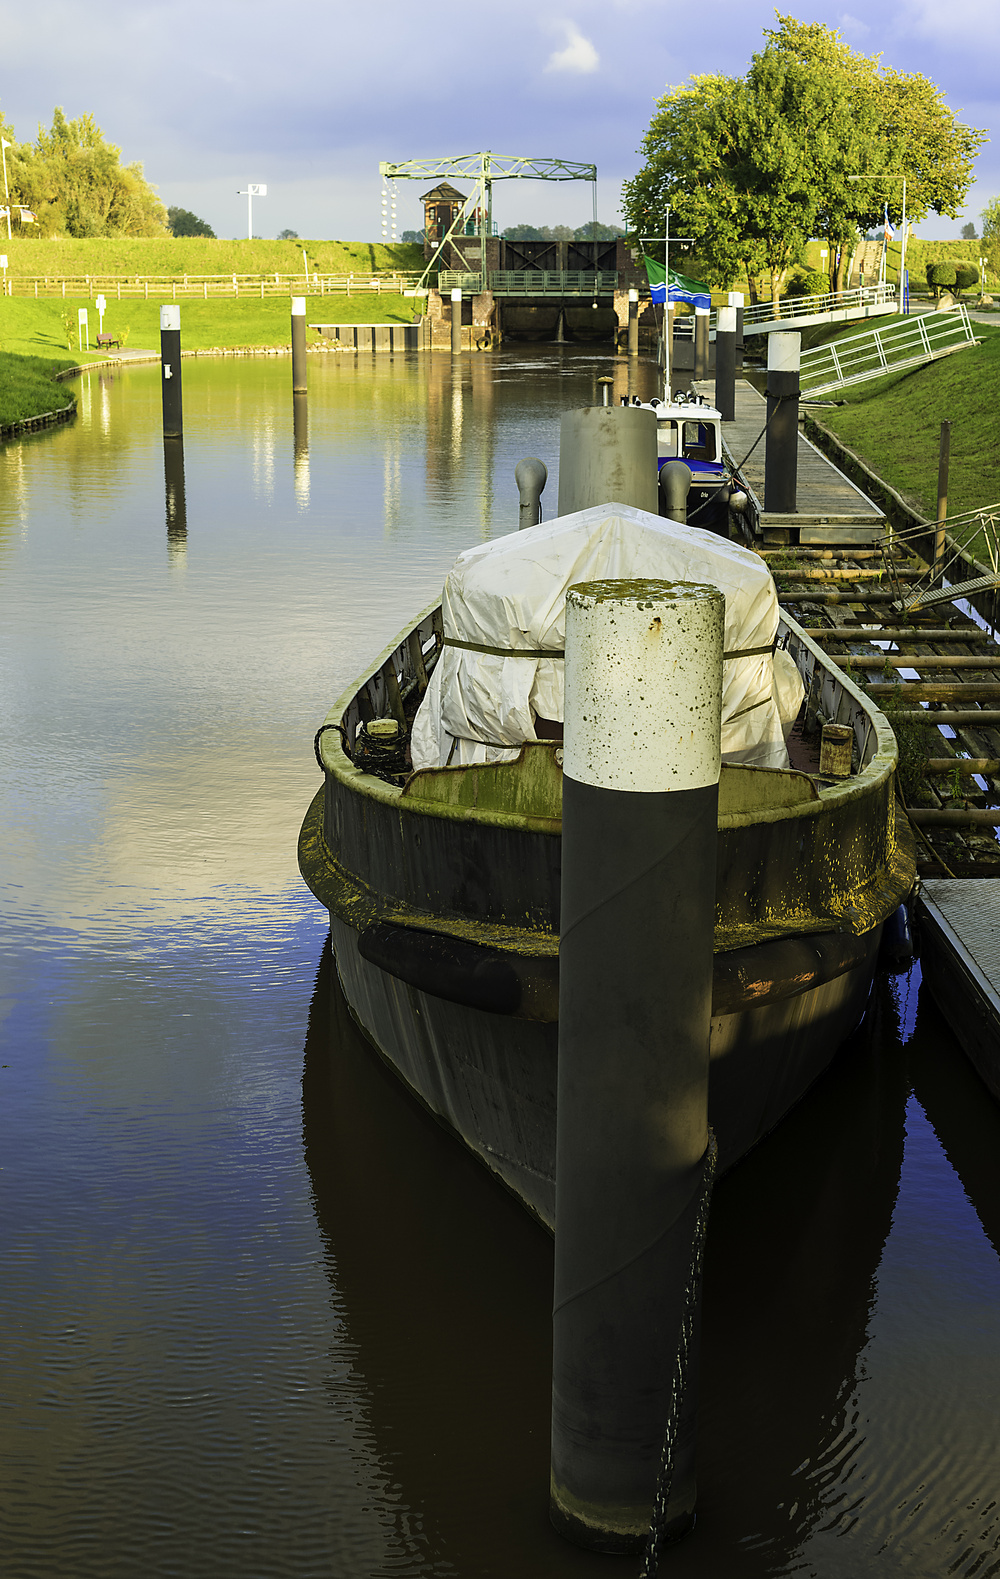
[785,269,828,298]
[926,260,957,295]
[955,263,980,293]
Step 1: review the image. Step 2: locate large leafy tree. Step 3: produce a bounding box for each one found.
[1,106,167,237]
[622,15,986,303]
[168,206,216,238]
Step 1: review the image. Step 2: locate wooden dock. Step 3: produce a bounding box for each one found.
[700,379,885,546]
[917,880,1000,1101]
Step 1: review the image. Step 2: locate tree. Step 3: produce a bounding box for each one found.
[0,106,167,236]
[277,227,298,240]
[962,222,978,239]
[168,206,216,238]
[401,229,424,244]
[622,17,987,305]
[574,222,625,241]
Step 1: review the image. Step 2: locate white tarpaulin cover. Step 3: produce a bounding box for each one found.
[411,503,804,771]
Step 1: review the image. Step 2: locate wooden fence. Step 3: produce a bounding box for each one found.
[0,272,423,300]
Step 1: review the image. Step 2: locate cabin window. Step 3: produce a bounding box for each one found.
[682,422,717,462]
[660,421,680,458]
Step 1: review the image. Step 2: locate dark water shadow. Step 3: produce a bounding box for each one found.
[910,973,1000,1262]
[302,950,908,1577]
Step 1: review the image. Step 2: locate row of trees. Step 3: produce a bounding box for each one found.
[0,106,167,237]
[621,16,987,306]
[401,223,626,244]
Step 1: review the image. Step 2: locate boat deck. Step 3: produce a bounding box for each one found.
[916,880,1000,1099]
[695,379,885,546]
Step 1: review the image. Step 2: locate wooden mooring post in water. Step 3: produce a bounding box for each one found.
[551,579,721,1554]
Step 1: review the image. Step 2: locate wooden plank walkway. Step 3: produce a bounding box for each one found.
[917,880,1000,1101]
[702,380,885,546]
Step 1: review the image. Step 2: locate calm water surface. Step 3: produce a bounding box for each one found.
[2,347,999,1578]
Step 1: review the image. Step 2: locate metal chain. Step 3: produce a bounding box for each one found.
[639,1126,719,1578]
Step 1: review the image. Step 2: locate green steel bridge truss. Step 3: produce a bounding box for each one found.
[378,152,599,291]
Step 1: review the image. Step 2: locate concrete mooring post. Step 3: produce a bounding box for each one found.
[557,406,658,516]
[764,330,800,514]
[515,457,548,529]
[160,305,183,439]
[451,288,463,355]
[291,296,307,392]
[693,306,710,381]
[551,578,722,1554]
[714,306,737,422]
[628,289,639,356]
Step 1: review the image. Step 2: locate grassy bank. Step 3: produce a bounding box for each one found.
[0,237,424,278]
[814,324,1000,534]
[0,352,77,429]
[0,294,423,427]
[1,295,420,357]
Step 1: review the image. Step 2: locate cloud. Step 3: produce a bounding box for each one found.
[544,21,599,74]
[837,12,871,39]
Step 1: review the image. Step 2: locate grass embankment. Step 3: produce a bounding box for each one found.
[0,237,425,277]
[806,322,1000,545]
[0,293,422,428]
[0,351,77,428]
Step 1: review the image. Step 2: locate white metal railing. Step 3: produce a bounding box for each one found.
[741,282,897,330]
[3,272,422,300]
[800,306,976,397]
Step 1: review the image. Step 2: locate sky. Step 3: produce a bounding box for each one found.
[1,0,995,242]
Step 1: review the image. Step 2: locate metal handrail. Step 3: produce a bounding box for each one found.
[800,306,975,397]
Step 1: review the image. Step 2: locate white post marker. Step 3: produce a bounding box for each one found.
[77,307,89,352]
[552,578,722,1553]
[95,294,107,334]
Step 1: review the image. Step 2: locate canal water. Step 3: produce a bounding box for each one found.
[2,346,999,1579]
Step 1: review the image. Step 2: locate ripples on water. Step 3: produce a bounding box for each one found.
[2,348,999,1577]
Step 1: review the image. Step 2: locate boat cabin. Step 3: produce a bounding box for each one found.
[629,393,725,479]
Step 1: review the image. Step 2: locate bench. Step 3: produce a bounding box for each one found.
[96,332,121,350]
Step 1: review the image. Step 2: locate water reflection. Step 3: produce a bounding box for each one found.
[4,347,1000,1578]
[293,391,309,508]
[163,435,187,557]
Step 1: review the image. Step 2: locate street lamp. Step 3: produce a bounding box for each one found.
[237,184,267,241]
[848,173,908,314]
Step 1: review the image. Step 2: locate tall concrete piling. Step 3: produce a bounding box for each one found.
[714,306,737,422]
[628,289,639,357]
[557,406,658,516]
[291,296,307,392]
[451,288,463,355]
[764,330,800,514]
[160,305,183,439]
[515,457,548,529]
[693,307,710,381]
[551,578,722,1553]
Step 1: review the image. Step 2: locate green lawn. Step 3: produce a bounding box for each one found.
[813,323,1000,529]
[0,351,76,428]
[0,294,423,424]
[0,236,425,278]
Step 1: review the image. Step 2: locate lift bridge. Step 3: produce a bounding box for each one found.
[378,153,605,298]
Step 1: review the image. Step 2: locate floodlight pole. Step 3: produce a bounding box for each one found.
[237,184,266,241]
